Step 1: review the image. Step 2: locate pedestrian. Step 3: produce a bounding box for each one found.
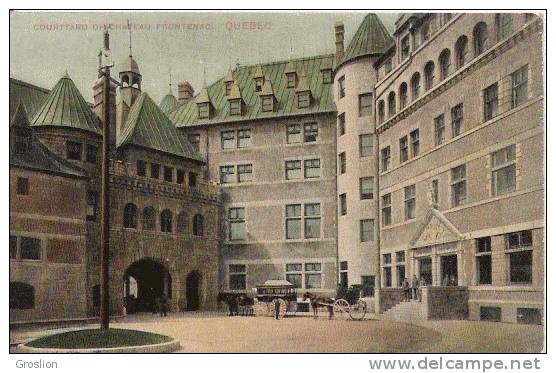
[402,278,410,301]
[419,277,426,302]
[274,299,281,320]
[411,275,419,301]
[159,293,168,317]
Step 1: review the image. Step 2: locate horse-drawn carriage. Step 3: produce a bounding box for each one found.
[303,285,368,320]
[254,280,297,318]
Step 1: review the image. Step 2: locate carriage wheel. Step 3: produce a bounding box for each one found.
[333,299,350,319]
[348,299,368,321]
[255,301,269,317]
[271,298,288,319]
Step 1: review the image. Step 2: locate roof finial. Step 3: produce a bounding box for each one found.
[169,70,173,94]
[202,63,207,87]
[127,19,133,57]
[63,68,69,78]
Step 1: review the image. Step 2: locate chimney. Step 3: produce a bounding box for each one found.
[335,22,345,64]
[92,76,117,149]
[178,81,194,103]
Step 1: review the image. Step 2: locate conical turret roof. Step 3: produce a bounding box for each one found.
[10,101,31,128]
[31,73,101,134]
[159,93,179,114]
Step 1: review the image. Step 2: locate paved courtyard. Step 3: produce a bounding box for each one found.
[10,312,544,353]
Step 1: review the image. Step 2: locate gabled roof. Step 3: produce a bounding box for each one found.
[409,208,463,248]
[337,13,394,69]
[295,72,311,93]
[159,93,179,114]
[31,74,101,135]
[117,92,203,161]
[10,106,87,179]
[196,86,212,104]
[224,69,234,83]
[253,65,264,78]
[228,83,242,100]
[9,78,50,121]
[168,54,335,127]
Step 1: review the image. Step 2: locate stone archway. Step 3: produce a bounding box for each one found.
[186,271,202,311]
[123,258,172,313]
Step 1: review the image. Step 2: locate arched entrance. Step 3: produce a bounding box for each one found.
[123,258,171,313]
[186,271,201,311]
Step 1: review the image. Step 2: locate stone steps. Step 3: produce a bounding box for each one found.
[383,300,427,321]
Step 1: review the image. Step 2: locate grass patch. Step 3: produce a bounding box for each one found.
[26,328,173,349]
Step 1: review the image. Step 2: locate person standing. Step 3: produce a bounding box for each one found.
[402,278,410,301]
[274,299,281,320]
[411,275,419,301]
[159,293,168,317]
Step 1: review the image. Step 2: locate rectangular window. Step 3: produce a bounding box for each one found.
[238,129,251,148]
[220,165,235,184]
[164,166,173,182]
[188,172,197,187]
[229,207,246,241]
[404,184,416,220]
[229,99,242,115]
[516,308,542,325]
[86,144,98,164]
[359,134,373,157]
[451,103,464,137]
[381,146,391,172]
[287,73,296,88]
[397,264,406,287]
[360,219,374,242]
[396,251,406,263]
[229,264,246,290]
[498,13,514,40]
[476,237,492,285]
[285,204,302,239]
[137,160,147,177]
[16,177,29,195]
[410,129,420,157]
[304,203,321,239]
[150,163,160,179]
[66,141,82,161]
[509,250,532,284]
[361,275,375,297]
[297,92,310,108]
[481,306,501,322]
[87,190,99,222]
[382,193,392,226]
[338,76,345,98]
[512,65,529,108]
[10,235,17,259]
[285,263,303,288]
[221,130,235,149]
[304,123,318,142]
[285,160,302,180]
[431,179,439,205]
[451,164,467,206]
[383,253,392,264]
[359,93,373,116]
[338,152,346,174]
[305,263,322,289]
[484,83,499,121]
[339,193,347,216]
[401,35,410,60]
[304,159,320,179]
[176,169,185,184]
[434,114,445,146]
[198,103,209,119]
[492,145,516,196]
[20,237,41,260]
[507,230,533,250]
[383,267,392,287]
[237,164,252,183]
[261,96,274,112]
[188,133,200,152]
[338,113,345,136]
[399,136,409,163]
[339,261,348,288]
[360,176,374,200]
[286,124,301,144]
[322,70,332,84]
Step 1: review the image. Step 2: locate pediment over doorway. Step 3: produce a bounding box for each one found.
[409,209,463,248]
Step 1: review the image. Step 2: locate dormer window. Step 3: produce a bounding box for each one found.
[322,69,332,84]
[14,134,29,154]
[198,103,210,119]
[255,77,264,92]
[286,73,297,88]
[225,81,233,96]
[401,35,410,60]
[261,96,274,112]
[297,91,311,109]
[230,99,242,116]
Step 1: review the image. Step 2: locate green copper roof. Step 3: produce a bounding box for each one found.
[168,54,335,127]
[31,74,101,135]
[117,92,202,161]
[159,93,179,114]
[9,78,50,121]
[338,13,394,68]
[10,101,31,128]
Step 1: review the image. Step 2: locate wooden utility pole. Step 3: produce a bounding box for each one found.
[99,30,112,330]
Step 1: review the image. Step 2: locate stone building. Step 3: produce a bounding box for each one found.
[9,12,544,324]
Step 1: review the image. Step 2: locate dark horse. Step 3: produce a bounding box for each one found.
[217,293,254,316]
[302,292,334,320]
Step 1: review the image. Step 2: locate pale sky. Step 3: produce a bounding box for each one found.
[10,11,398,104]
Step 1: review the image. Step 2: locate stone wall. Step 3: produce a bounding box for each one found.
[423,286,468,320]
[378,287,404,313]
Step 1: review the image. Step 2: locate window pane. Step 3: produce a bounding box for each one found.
[286,124,301,143]
[230,221,245,240]
[305,274,322,289]
[238,129,251,147]
[20,237,41,260]
[510,250,532,283]
[286,263,302,272]
[305,218,321,238]
[286,219,301,239]
[237,164,253,183]
[360,177,374,199]
[478,255,492,284]
[286,204,301,217]
[359,134,373,157]
[220,166,235,184]
[286,274,302,288]
[494,164,516,195]
[229,274,246,290]
[286,160,302,180]
[221,131,235,149]
[304,123,318,142]
[304,159,320,178]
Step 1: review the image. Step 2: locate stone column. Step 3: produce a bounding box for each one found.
[431,253,439,286]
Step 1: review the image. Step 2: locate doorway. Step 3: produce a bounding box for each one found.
[418,257,432,285]
[441,255,458,286]
[186,271,201,311]
[123,258,171,313]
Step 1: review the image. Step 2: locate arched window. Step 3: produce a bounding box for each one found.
[473,22,488,56]
[387,92,396,117]
[142,206,156,230]
[121,75,130,87]
[378,100,385,123]
[439,49,451,81]
[399,83,408,110]
[123,203,138,229]
[177,211,188,234]
[424,61,435,90]
[411,72,421,100]
[496,13,513,41]
[160,209,173,233]
[454,36,469,70]
[10,282,34,309]
[193,214,204,236]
